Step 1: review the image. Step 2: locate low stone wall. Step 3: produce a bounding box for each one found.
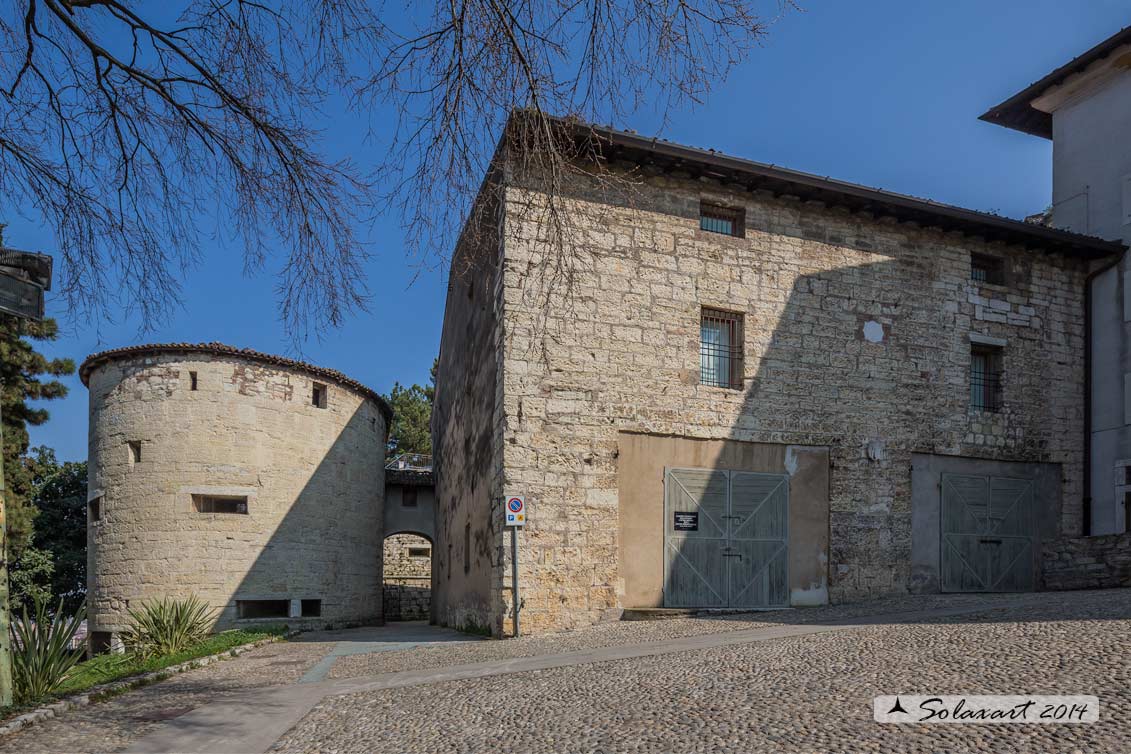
[383,579,430,621]
[1042,533,1131,590]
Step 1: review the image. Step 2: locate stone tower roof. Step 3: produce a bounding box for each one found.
[79,341,393,421]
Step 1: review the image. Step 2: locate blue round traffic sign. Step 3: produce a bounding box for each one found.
[507,497,523,512]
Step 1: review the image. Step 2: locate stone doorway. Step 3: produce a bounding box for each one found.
[383,533,432,621]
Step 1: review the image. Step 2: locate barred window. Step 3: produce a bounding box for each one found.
[970,345,1003,412]
[971,253,1005,285]
[700,308,744,389]
[699,203,744,237]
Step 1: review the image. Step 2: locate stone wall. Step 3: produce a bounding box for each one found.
[1043,533,1131,589]
[84,347,388,639]
[431,185,509,635]
[382,583,431,621]
[486,169,1091,634]
[384,533,432,579]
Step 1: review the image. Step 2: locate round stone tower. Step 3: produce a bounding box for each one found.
[80,343,391,648]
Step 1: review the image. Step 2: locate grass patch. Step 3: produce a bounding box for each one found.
[55,624,288,697]
[456,620,493,637]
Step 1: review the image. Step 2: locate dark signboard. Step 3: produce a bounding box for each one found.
[673,512,698,532]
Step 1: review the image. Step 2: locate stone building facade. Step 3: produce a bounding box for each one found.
[432,120,1122,636]
[81,343,391,647]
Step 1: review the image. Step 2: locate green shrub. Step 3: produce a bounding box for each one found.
[121,595,216,658]
[11,595,86,704]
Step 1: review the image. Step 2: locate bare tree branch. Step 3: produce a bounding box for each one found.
[0,0,788,343]
[0,0,382,340]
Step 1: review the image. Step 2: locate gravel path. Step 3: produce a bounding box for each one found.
[0,638,336,754]
[280,589,1131,754]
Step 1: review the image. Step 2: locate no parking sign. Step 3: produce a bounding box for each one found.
[505,495,526,527]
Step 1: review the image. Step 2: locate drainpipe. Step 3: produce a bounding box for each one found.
[1084,253,1124,537]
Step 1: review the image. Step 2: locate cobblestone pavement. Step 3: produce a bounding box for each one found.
[4,590,1130,753]
[327,591,1046,678]
[278,589,1131,754]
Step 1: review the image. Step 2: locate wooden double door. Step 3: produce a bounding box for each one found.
[663,468,789,608]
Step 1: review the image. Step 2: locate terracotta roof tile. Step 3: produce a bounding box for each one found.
[79,342,392,421]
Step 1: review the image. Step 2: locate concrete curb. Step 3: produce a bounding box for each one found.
[0,630,299,740]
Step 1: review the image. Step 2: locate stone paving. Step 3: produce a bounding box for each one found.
[283,589,1131,754]
[3,589,1130,753]
[327,592,1044,678]
[0,638,335,754]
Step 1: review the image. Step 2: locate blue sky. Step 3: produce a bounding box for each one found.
[6,0,1129,462]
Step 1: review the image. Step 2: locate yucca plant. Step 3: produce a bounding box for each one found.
[11,595,86,704]
[121,595,216,659]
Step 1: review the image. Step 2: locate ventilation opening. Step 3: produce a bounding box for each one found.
[408,547,431,558]
[237,600,289,619]
[312,382,327,408]
[193,495,249,514]
[128,441,141,465]
[89,631,113,655]
[88,497,102,523]
[189,371,198,391]
[301,599,322,617]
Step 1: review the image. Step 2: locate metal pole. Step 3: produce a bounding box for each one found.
[0,384,11,706]
[511,525,520,638]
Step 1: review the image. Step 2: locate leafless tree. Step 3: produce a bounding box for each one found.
[0,1,787,340]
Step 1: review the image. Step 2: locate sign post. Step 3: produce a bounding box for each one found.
[0,247,52,707]
[504,495,525,637]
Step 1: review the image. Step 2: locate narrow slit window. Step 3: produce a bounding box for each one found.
[970,345,1004,412]
[193,495,249,514]
[464,523,471,573]
[408,547,431,559]
[128,441,141,465]
[971,253,1006,285]
[312,382,327,408]
[189,371,198,391]
[699,202,745,237]
[402,487,418,508]
[88,497,102,523]
[700,308,744,389]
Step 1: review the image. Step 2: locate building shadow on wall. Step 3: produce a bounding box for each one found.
[221,402,385,631]
[645,200,1126,628]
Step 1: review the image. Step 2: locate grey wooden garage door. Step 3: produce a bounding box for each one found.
[664,468,789,608]
[940,473,1035,592]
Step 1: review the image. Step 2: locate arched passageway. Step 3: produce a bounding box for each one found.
[382,532,432,621]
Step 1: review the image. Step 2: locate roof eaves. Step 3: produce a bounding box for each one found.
[979,26,1131,139]
[79,342,393,421]
[572,122,1123,259]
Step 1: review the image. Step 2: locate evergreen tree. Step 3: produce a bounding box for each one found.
[19,447,87,612]
[0,316,74,558]
[385,359,436,459]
